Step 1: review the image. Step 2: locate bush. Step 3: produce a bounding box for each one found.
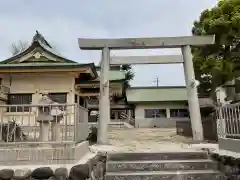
[86,126,98,144]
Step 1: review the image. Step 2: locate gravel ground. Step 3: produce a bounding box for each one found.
[90,127,215,153]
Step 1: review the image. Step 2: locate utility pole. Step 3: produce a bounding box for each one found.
[154,77,159,87]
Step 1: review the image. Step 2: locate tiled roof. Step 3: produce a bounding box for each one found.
[0,31,76,64]
[126,86,187,102]
[0,62,95,69]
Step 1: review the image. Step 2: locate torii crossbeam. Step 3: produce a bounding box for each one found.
[78,35,215,144]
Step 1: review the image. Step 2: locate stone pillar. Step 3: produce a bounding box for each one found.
[217,106,226,138]
[128,109,131,118]
[0,107,4,141]
[98,47,110,144]
[50,104,63,141]
[39,121,50,142]
[51,121,61,141]
[182,45,204,141]
[115,111,118,120]
[166,108,170,118]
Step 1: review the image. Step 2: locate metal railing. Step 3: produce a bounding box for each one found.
[120,112,135,127]
[0,103,89,165]
[216,103,240,139]
[89,112,135,128]
[0,103,88,144]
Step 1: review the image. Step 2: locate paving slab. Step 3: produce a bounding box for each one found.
[90,128,215,153]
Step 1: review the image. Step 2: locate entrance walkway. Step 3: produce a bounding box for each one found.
[90,127,217,153]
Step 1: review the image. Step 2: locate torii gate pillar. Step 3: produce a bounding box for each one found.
[98,47,110,144]
[182,45,203,141]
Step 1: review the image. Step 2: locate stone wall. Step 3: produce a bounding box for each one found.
[70,152,106,180]
[0,152,106,180]
[210,152,240,180]
[218,138,240,153]
[176,119,218,141]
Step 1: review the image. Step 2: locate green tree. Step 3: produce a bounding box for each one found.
[112,64,134,102]
[192,0,240,97]
[121,64,134,88]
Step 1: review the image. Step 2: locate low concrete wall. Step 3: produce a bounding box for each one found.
[0,141,89,166]
[219,138,240,153]
[176,120,217,141]
[135,118,189,128]
[74,141,90,161]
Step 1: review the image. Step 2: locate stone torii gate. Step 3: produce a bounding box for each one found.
[78,35,215,144]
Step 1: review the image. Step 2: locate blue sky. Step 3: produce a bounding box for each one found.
[0,0,217,86]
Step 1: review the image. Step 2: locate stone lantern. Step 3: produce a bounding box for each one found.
[50,102,64,141]
[36,94,53,142]
[36,94,64,142]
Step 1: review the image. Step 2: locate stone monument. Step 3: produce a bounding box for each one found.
[50,102,64,141]
[36,94,63,142]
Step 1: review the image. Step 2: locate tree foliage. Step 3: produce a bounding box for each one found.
[192,0,240,97]
[121,64,135,88]
[10,40,28,55]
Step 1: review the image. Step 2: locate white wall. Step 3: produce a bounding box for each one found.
[0,72,76,125]
[135,102,189,128]
[1,73,76,103]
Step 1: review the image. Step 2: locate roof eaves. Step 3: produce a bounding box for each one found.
[0,37,77,64]
[128,86,186,90]
[88,63,98,79]
[0,62,93,69]
[79,79,125,84]
[37,41,77,63]
[0,42,36,64]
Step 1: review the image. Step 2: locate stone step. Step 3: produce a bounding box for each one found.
[107,159,218,172]
[105,170,226,180]
[107,152,208,161]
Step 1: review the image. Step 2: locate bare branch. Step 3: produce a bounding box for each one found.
[10,40,28,55]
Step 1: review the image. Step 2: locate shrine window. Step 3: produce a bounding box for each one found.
[144,109,167,118]
[48,93,67,104]
[7,94,32,112]
[48,93,67,110]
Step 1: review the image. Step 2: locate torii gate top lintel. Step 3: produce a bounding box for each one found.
[78,35,215,50]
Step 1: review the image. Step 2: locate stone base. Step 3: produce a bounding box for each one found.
[210,151,240,180]
[0,141,89,166]
[0,152,107,180]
